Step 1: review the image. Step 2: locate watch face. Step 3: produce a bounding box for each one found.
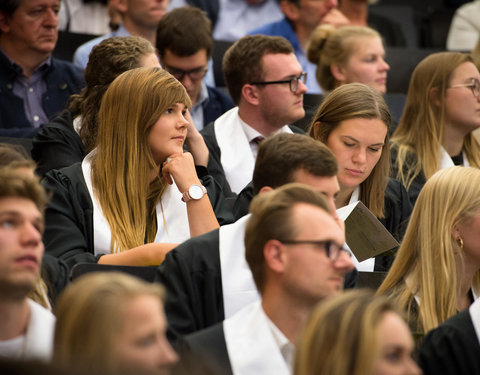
[189,184,204,200]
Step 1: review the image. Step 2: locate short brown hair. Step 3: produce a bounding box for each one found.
[0,168,48,212]
[245,183,330,292]
[156,6,212,58]
[253,133,338,194]
[222,35,294,104]
[0,143,35,170]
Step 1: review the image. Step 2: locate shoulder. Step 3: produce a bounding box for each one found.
[207,86,233,104]
[50,58,84,83]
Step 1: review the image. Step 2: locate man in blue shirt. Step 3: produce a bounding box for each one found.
[0,0,84,137]
[249,0,349,94]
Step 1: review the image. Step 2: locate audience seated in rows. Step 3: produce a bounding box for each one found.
[73,0,167,69]
[377,167,480,342]
[168,0,283,42]
[32,36,160,177]
[0,0,84,137]
[248,0,349,94]
[391,52,480,205]
[309,83,412,272]
[42,68,230,274]
[156,6,233,131]
[201,35,306,197]
[176,184,354,374]
[157,133,357,339]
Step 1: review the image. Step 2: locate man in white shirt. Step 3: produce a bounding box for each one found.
[179,183,354,374]
[0,169,55,361]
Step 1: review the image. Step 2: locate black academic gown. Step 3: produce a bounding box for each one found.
[156,225,358,341]
[419,309,480,375]
[234,178,412,272]
[42,163,233,272]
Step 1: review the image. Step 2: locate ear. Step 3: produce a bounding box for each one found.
[429,87,442,108]
[241,84,261,106]
[258,186,274,194]
[330,63,346,83]
[264,239,287,275]
[311,120,323,139]
[280,1,301,22]
[0,11,11,34]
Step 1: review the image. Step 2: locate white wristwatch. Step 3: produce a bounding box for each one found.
[182,184,207,202]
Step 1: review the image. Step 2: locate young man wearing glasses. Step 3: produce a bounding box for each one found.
[157,133,357,341]
[201,34,307,197]
[176,183,354,374]
[156,6,233,130]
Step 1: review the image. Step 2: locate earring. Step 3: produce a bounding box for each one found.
[456,237,464,249]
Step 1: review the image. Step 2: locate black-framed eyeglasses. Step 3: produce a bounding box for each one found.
[249,72,307,93]
[449,78,480,98]
[165,65,208,81]
[278,239,351,262]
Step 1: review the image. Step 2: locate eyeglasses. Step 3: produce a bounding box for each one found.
[249,72,307,93]
[164,65,208,81]
[449,78,480,98]
[278,239,351,262]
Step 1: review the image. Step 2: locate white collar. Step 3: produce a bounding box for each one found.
[81,152,190,255]
[219,214,260,319]
[469,298,480,346]
[439,146,470,169]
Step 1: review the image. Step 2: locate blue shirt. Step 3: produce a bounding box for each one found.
[248,17,323,94]
[73,25,131,70]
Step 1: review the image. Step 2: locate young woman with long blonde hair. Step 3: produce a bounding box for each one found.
[42,68,227,270]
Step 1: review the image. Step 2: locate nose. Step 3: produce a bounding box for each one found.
[380,58,390,72]
[407,358,422,375]
[329,0,339,9]
[20,222,42,247]
[352,148,367,164]
[296,79,308,95]
[180,74,193,91]
[158,340,179,368]
[177,111,189,129]
[43,8,58,27]
[333,250,355,273]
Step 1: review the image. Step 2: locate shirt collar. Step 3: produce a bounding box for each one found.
[193,81,209,109]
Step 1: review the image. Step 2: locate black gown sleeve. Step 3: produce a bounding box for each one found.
[155,229,225,342]
[418,310,480,375]
[31,110,86,177]
[41,164,100,271]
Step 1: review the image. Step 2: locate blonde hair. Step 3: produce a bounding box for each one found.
[308,83,391,218]
[91,67,191,253]
[295,289,402,375]
[54,272,166,374]
[307,24,382,91]
[392,52,480,190]
[377,167,480,334]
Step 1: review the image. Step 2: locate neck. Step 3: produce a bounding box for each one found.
[122,19,157,46]
[443,123,466,157]
[261,287,313,344]
[0,39,49,79]
[238,104,286,137]
[335,185,355,208]
[338,1,368,26]
[0,298,30,341]
[457,257,477,311]
[292,22,314,50]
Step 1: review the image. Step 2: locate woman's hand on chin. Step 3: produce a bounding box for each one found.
[161,152,200,191]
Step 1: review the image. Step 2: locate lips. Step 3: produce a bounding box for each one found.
[345,168,363,177]
[15,254,39,268]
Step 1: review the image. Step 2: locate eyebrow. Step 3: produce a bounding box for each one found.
[341,135,384,147]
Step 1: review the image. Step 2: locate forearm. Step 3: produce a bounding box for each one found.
[97,242,178,266]
[185,196,219,237]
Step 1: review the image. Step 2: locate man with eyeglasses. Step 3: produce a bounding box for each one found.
[200,34,307,197]
[156,6,233,131]
[157,133,357,343]
[175,183,354,374]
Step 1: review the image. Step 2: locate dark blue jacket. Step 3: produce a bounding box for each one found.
[204,86,233,126]
[0,53,84,138]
